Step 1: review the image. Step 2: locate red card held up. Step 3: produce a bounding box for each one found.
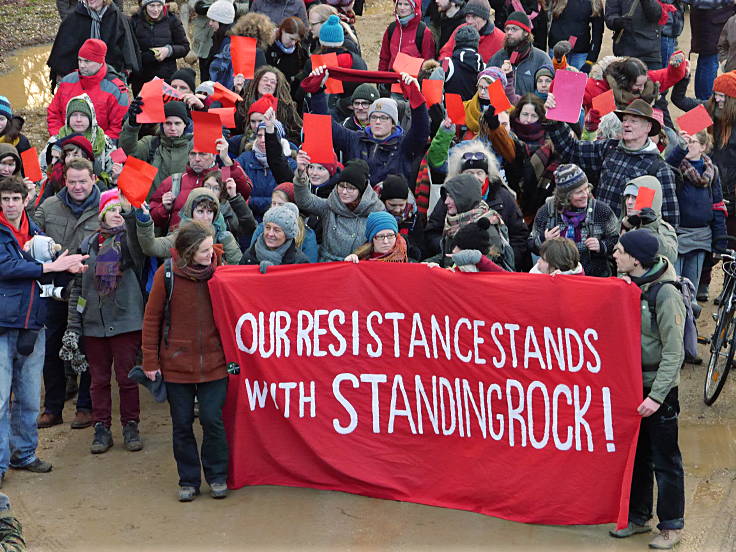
[567,35,577,49]
[20,148,42,182]
[192,111,222,155]
[311,54,344,94]
[230,36,257,79]
[110,148,127,164]
[302,113,335,165]
[546,70,587,124]
[445,93,466,125]
[392,52,424,77]
[633,186,656,211]
[487,79,512,112]
[676,104,714,136]
[137,78,166,124]
[591,89,616,117]
[209,107,236,128]
[118,156,158,208]
[421,79,443,106]
[211,82,242,107]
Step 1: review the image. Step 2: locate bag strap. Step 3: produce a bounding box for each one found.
[162,258,174,347]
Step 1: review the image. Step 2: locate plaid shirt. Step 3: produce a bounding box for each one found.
[547,124,680,226]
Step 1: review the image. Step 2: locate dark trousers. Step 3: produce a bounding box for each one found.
[83,332,141,428]
[43,300,91,415]
[166,378,229,489]
[629,387,685,531]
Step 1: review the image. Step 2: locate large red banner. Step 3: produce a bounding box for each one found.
[209,263,643,527]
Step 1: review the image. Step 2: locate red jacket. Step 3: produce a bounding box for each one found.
[583,61,688,111]
[47,64,129,139]
[439,23,505,63]
[378,1,436,71]
[149,162,252,230]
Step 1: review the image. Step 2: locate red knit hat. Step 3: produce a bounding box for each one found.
[714,71,736,98]
[273,182,295,202]
[59,134,94,161]
[505,11,532,33]
[248,94,278,116]
[78,39,107,64]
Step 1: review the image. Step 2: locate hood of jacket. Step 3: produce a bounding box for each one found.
[451,49,485,73]
[178,187,230,238]
[589,55,624,81]
[394,0,422,26]
[0,143,21,172]
[327,183,385,218]
[620,174,664,218]
[447,139,501,181]
[637,256,677,292]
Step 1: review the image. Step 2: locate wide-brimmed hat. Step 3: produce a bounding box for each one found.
[614,99,660,136]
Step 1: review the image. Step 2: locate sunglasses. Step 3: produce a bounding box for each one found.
[462,152,487,161]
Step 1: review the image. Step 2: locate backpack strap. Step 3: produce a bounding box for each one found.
[388,20,427,52]
[643,280,678,331]
[162,258,175,347]
[79,232,98,256]
[147,136,161,165]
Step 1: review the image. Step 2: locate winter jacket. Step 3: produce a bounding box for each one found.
[235,149,297,222]
[137,188,243,264]
[33,187,102,254]
[488,46,553,96]
[605,0,664,67]
[208,37,267,91]
[294,179,385,262]
[619,175,679,264]
[718,14,736,72]
[239,238,311,265]
[636,257,685,403]
[142,263,228,384]
[0,217,45,330]
[688,0,736,55]
[266,41,309,98]
[47,2,140,79]
[547,121,680,225]
[442,48,486,102]
[312,91,430,186]
[250,0,309,26]
[661,0,686,37]
[548,0,604,66]
[250,222,319,263]
[67,211,146,338]
[530,196,618,277]
[150,162,251,230]
[439,22,505,63]
[118,121,193,195]
[378,1,436,71]
[583,56,688,110]
[221,194,258,241]
[129,9,190,94]
[47,65,129,139]
[430,9,466,56]
[500,0,548,51]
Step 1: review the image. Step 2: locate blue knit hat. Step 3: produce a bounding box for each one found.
[365,211,398,242]
[320,15,345,47]
[0,96,12,120]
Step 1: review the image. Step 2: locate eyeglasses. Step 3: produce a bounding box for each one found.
[462,152,487,161]
[369,114,391,122]
[353,101,371,108]
[373,232,396,241]
[337,183,358,191]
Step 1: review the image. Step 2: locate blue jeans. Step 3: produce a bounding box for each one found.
[661,36,676,69]
[548,50,588,70]
[676,250,706,291]
[629,387,685,531]
[695,54,719,101]
[0,328,46,473]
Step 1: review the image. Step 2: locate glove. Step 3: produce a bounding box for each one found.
[482,105,500,130]
[134,207,151,224]
[612,16,632,31]
[259,260,274,274]
[627,207,657,228]
[552,40,572,62]
[581,60,593,74]
[584,108,602,132]
[451,249,482,267]
[127,96,144,125]
[59,329,88,374]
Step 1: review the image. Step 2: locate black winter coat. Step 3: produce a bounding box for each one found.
[548,0,604,63]
[605,0,663,67]
[266,42,310,100]
[443,49,485,102]
[47,2,140,79]
[129,11,190,93]
[690,3,736,55]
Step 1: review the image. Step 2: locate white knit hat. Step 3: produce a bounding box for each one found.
[207,0,235,24]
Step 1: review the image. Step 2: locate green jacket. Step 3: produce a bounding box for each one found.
[637,257,685,403]
[33,191,100,253]
[0,516,25,551]
[118,121,193,196]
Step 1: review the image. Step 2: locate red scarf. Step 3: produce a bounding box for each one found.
[0,210,30,248]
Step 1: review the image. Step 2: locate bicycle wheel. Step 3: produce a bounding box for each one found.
[704,295,736,405]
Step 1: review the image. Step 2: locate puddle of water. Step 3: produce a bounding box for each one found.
[680,421,736,477]
[0,44,53,112]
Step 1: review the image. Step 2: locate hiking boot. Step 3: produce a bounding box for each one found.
[697,284,709,303]
[71,410,93,429]
[609,522,651,538]
[90,423,113,454]
[649,529,682,549]
[178,486,199,502]
[122,421,143,452]
[685,352,703,365]
[37,412,63,429]
[11,458,52,473]
[210,482,228,499]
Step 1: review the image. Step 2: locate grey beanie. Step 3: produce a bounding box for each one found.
[263,203,299,240]
[455,25,480,50]
[207,0,235,24]
[368,97,399,125]
[461,0,491,21]
[140,0,164,6]
[442,173,482,213]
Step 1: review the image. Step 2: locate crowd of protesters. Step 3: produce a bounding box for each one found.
[2,0,736,547]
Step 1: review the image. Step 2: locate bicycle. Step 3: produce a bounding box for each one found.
[704,249,736,405]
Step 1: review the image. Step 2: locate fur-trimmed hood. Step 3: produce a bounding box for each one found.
[447,140,501,181]
[588,55,624,81]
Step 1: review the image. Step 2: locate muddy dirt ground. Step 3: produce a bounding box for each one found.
[1,1,736,551]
